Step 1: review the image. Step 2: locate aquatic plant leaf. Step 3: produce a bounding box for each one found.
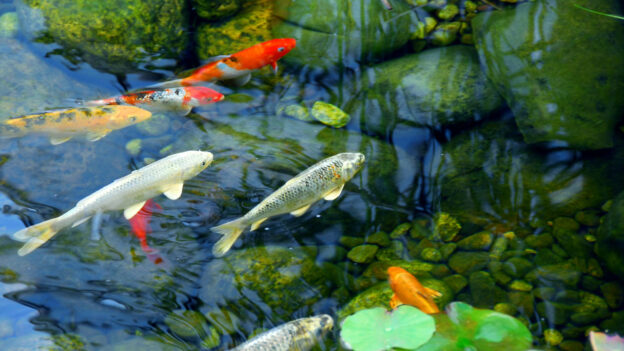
[590,331,624,351]
[416,302,532,351]
[340,306,435,351]
[574,4,624,20]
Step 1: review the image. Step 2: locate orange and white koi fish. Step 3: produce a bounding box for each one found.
[387,266,442,314]
[128,199,164,264]
[84,86,224,115]
[157,38,297,88]
[0,106,151,145]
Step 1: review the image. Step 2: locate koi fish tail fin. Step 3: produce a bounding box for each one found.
[12,218,60,256]
[211,218,247,257]
[149,79,184,89]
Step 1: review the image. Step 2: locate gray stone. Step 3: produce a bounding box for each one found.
[472,0,624,149]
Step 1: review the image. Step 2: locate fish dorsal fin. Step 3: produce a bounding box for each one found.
[86,130,109,142]
[71,216,92,228]
[162,182,184,200]
[124,201,147,219]
[50,136,72,145]
[226,72,252,87]
[323,184,344,201]
[389,294,403,309]
[290,204,311,217]
[424,287,442,298]
[250,217,267,231]
[270,61,278,73]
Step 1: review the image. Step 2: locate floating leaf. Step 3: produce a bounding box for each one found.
[340,305,435,351]
[416,302,532,351]
[590,331,624,351]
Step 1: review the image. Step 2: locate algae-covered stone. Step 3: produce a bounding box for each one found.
[526,261,581,288]
[125,139,142,157]
[544,329,563,346]
[509,280,532,292]
[420,247,443,262]
[200,326,221,349]
[469,271,508,308]
[503,257,533,278]
[433,212,461,242]
[0,12,18,38]
[17,0,189,74]
[537,301,571,326]
[198,246,330,319]
[596,191,624,281]
[457,231,493,250]
[347,244,379,264]
[337,282,393,321]
[430,21,461,46]
[472,0,624,149]
[494,302,516,316]
[196,0,273,60]
[340,236,364,248]
[437,4,459,20]
[439,242,457,260]
[351,46,503,134]
[362,259,434,280]
[448,251,489,275]
[280,104,313,122]
[600,281,623,309]
[442,274,468,294]
[273,0,414,69]
[311,101,350,128]
[366,231,390,247]
[193,0,240,21]
[575,210,600,227]
[553,217,592,258]
[390,222,412,239]
[525,233,554,249]
[164,310,208,339]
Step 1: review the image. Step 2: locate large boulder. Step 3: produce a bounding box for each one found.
[272,0,415,70]
[472,0,624,150]
[436,117,624,230]
[347,45,504,135]
[596,191,624,281]
[15,0,189,74]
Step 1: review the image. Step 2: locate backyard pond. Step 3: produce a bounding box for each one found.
[0,0,623,350]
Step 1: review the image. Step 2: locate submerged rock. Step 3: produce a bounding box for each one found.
[272,0,414,70]
[193,0,241,21]
[311,101,350,128]
[596,191,624,281]
[472,0,624,149]
[16,0,189,74]
[0,12,18,38]
[198,246,330,320]
[349,45,503,135]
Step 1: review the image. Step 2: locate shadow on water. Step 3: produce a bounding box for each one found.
[0,0,623,349]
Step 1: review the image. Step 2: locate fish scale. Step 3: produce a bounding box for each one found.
[230,315,333,351]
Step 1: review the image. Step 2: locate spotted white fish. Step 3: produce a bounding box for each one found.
[211,152,365,257]
[12,150,213,256]
[230,315,334,351]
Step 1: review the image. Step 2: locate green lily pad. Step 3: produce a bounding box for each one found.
[340,305,435,351]
[417,302,532,351]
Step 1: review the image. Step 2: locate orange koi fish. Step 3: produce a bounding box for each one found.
[387,266,442,314]
[84,86,224,115]
[0,106,151,145]
[128,199,163,263]
[157,38,297,88]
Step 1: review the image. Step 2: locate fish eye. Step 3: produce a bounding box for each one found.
[201,161,206,166]
[277,47,285,52]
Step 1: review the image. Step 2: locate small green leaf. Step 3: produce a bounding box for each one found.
[340,306,435,351]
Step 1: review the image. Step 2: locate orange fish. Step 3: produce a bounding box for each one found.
[84,86,224,115]
[128,199,163,263]
[387,266,442,314]
[157,38,297,87]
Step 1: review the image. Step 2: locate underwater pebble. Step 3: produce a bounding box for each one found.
[164,310,208,339]
[390,222,411,238]
[339,236,364,248]
[494,302,516,316]
[420,247,443,262]
[544,329,563,346]
[366,231,390,247]
[442,274,467,294]
[503,257,533,278]
[600,281,624,309]
[125,138,142,156]
[281,104,314,122]
[457,231,493,251]
[347,244,379,264]
[449,251,489,275]
[310,101,350,128]
[509,279,532,292]
[0,12,18,38]
[432,212,461,242]
[437,4,459,20]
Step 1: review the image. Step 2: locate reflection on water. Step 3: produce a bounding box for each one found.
[0,0,623,349]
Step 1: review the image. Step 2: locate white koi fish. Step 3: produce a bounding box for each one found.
[12,150,213,256]
[211,152,365,257]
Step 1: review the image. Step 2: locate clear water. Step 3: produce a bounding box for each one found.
[0,0,623,350]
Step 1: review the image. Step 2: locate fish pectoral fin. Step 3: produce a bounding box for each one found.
[85,130,109,142]
[49,136,72,145]
[124,201,147,220]
[424,287,442,298]
[71,216,92,228]
[323,184,344,201]
[389,294,403,309]
[227,73,251,87]
[250,218,267,231]
[270,61,278,73]
[290,204,311,217]
[162,182,184,200]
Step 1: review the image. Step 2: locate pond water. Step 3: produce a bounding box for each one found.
[0,0,623,350]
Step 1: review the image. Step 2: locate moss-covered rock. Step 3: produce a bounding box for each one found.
[164,310,208,339]
[310,101,350,128]
[272,0,414,70]
[448,251,489,275]
[596,191,624,281]
[433,212,461,242]
[192,0,241,21]
[348,45,503,135]
[472,0,624,149]
[17,0,189,74]
[457,231,493,251]
[469,271,508,308]
[196,0,273,60]
[347,244,379,264]
[366,231,390,247]
[337,283,393,321]
[198,246,330,320]
[0,12,18,38]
